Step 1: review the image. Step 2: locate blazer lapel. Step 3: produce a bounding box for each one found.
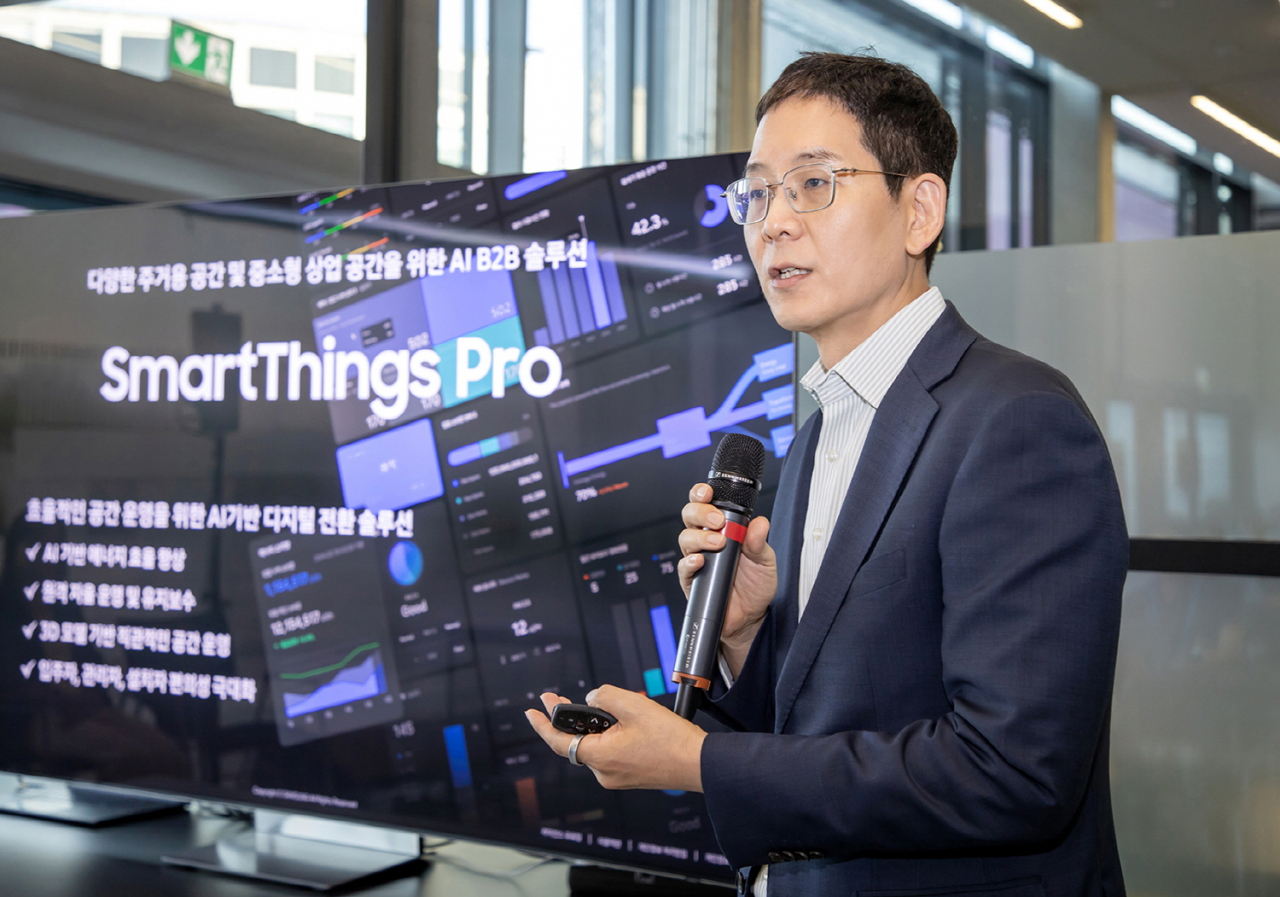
[772,303,977,733]
[768,412,822,664]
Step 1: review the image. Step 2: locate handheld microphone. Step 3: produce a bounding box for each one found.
[672,433,766,721]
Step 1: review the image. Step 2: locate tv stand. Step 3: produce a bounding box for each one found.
[162,808,425,891]
[0,774,184,827]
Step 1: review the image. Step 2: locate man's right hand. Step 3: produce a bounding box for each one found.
[678,483,777,679]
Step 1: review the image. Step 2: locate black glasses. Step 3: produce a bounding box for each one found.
[722,162,909,225]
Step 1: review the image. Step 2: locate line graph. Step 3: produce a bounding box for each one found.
[281,645,387,719]
[298,188,356,216]
[304,206,385,244]
[280,642,379,680]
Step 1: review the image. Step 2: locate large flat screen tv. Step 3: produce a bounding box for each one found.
[0,154,794,883]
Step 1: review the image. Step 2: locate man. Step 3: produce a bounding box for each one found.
[528,53,1128,897]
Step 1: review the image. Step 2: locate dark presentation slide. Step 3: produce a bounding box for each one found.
[0,153,791,882]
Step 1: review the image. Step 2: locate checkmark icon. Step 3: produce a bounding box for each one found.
[22,621,37,640]
[23,582,39,600]
[19,660,36,680]
[24,542,41,562]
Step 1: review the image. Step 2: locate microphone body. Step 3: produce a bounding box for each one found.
[672,434,765,721]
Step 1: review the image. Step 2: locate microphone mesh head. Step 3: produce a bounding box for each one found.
[707,433,766,511]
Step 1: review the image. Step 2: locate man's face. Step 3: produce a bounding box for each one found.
[744,95,916,345]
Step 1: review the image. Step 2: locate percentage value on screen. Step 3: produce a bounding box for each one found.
[630,214,670,237]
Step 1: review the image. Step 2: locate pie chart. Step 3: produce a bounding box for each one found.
[387,541,424,586]
[699,184,729,228]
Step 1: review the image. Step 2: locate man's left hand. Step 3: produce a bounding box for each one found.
[525,685,707,792]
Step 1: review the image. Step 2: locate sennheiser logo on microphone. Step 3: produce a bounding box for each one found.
[683,621,700,666]
[706,468,762,490]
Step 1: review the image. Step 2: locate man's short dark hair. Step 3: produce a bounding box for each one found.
[757,52,958,271]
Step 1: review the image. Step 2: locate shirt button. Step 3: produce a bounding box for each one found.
[826,450,838,462]
[812,528,824,541]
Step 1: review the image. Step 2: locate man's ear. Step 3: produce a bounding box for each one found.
[904,174,946,258]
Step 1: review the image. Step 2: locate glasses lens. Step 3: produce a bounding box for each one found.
[727,177,769,224]
[783,164,836,213]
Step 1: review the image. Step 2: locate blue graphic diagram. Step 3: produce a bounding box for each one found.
[532,241,628,348]
[446,427,534,468]
[336,417,445,511]
[699,184,729,228]
[282,650,388,719]
[387,541,424,586]
[504,170,567,201]
[556,343,797,489]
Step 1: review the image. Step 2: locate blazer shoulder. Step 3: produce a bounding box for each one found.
[948,335,1087,410]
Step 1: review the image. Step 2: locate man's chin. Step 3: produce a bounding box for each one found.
[761,297,817,336]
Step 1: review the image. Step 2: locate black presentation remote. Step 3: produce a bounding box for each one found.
[550,703,618,734]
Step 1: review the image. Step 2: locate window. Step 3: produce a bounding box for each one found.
[250,47,297,88]
[315,55,355,94]
[120,36,168,81]
[1114,141,1178,242]
[313,113,354,137]
[762,0,1050,254]
[439,0,724,175]
[1113,130,1255,242]
[51,29,101,64]
[0,2,367,147]
[524,0,585,172]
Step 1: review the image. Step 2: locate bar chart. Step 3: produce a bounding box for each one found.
[445,427,535,468]
[609,597,680,698]
[532,241,629,347]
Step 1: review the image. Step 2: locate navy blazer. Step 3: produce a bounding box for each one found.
[700,303,1128,897]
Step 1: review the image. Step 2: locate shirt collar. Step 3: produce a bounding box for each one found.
[800,287,947,411]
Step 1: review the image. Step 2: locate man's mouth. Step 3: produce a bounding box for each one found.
[773,266,811,280]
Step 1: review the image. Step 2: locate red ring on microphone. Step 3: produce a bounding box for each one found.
[722,520,748,543]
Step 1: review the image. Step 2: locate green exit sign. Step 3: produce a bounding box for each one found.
[169,20,233,88]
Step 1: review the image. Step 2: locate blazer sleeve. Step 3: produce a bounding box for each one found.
[698,389,1129,866]
[698,607,777,734]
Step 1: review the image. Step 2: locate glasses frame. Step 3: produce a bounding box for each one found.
[722,163,911,225]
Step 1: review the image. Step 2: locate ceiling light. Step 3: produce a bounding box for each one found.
[1021,0,1083,28]
[1212,153,1234,176]
[900,0,964,29]
[1192,95,1280,159]
[1111,96,1197,156]
[985,26,1035,67]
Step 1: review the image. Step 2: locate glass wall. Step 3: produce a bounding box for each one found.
[0,0,366,139]
[933,228,1280,541]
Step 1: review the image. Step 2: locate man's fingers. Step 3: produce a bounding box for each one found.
[539,692,571,715]
[743,516,772,559]
[524,708,575,758]
[681,501,725,531]
[688,483,713,503]
[584,683,629,714]
[678,526,725,557]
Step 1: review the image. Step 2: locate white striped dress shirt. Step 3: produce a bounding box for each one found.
[750,286,945,897]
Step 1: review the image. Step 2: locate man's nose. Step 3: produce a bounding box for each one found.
[761,188,801,240]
